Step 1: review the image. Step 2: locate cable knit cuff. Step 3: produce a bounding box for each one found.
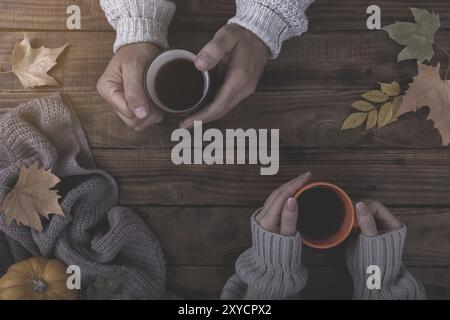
[250,213,303,269]
[231,212,307,299]
[113,17,170,52]
[228,0,311,59]
[346,225,407,285]
[100,0,176,53]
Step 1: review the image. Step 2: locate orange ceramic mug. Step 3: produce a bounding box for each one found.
[294,182,356,249]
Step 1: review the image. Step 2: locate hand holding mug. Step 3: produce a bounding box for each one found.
[180,24,270,129]
[256,172,312,236]
[97,43,164,132]
[355,200,403,237]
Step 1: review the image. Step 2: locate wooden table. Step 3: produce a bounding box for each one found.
[1,0,450,299]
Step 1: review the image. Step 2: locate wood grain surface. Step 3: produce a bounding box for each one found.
[0,0,449,299]
[1,0,450,31]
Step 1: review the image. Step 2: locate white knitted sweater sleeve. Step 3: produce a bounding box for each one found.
[346,225,427,300]
[229,0,314,58]
[100,0,176,53]
[220,213,308,300]
[100,0,313,56]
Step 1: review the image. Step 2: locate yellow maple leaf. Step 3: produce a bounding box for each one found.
[398,62,450,146]
[0,162,64,232]
[9,32,68,89]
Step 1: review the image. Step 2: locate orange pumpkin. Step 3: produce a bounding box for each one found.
[0,257,77,300]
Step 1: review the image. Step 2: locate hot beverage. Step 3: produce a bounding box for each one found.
[297,187,345,241]
[154,58,205,111]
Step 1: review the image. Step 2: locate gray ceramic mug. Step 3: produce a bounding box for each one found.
[144,49,210,114]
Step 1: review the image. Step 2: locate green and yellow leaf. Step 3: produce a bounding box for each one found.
[351,100,375,112]
[378,102,394,128]
[383,8,440,63]
[379,81,401,97]
[342,112,368,130]
[362,90,389,103]
[366,109,378,130]
[390,96,404,122]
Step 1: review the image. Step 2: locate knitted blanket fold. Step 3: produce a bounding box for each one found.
[0,95,165,299]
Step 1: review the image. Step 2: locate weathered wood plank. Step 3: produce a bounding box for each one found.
[0,91,443,149]
[1,0,449,31]
[1,31,448,92]
[173,0,450,32]
[91,148,450,206]
[0,0,110,31]
[137,207,450,268]
[167,266,450,299]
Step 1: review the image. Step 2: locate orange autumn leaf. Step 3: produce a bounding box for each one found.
[397,63,450,145]
[0,162,64,232]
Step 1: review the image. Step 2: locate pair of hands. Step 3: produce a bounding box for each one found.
[257,172,403,237]
[97,24,269,131]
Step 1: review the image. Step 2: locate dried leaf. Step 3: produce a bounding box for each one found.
[383,8,440,63]
[391,96,404,122]
[342,112,368,130]
[365,109,378,130]
[10,33,68,88]
[398,63,450,145]
[378,102,394,128]
[351,100,375,112]
[362,90,389,103]
[0,162,63,231]
[86,271,132,300]
[379,81,401,97]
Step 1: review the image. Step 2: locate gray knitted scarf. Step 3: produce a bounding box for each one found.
[0,95,165,299]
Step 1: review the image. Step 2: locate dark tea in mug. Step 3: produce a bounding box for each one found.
[297,187,346,241]
[155,58,205,112]
[145,50,210,114]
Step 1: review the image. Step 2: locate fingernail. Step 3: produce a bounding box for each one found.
[356,202,368,215]
[196,54,209,70]
[180,121,193,129]
[134,106,147,119]
[302,171,312,178]
[287,197,297,210]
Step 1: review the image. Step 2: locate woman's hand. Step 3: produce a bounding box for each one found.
[97,43,164,132]
[355,200,403,237]
[179,24,270,129]
[256,172,312,236]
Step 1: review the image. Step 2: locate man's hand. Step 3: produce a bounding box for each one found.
[355,200,403,237]
[97,43,164,132]
[256,172,312,236]
[179,24,270,129]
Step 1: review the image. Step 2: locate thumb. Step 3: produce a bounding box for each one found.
[280,197,299,236]
[195,28,238,71]
[355,202,378,237]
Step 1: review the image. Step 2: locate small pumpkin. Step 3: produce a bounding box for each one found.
[0,257,77,300]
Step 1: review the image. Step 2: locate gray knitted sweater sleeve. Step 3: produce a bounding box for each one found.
[0,232,13,276]
[346,225,426,300]
[220,214,308,300]
[100,0,314,57]
[228,0,314,58]
[100,0,176,52]
[222,215,426,300]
